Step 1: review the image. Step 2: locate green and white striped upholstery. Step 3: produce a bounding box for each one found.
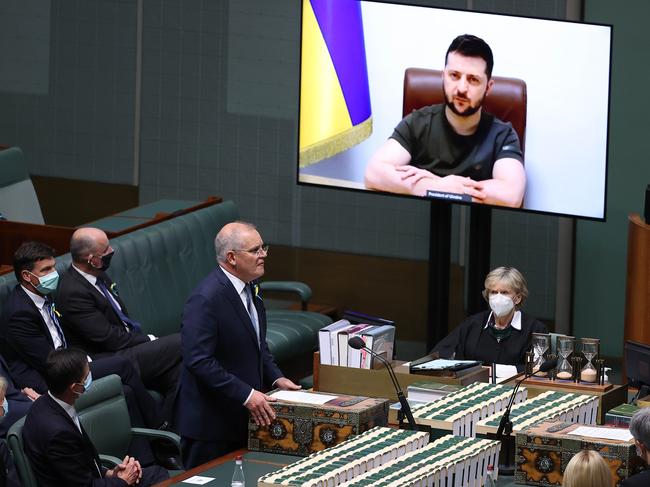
[340,435,501,487]
[258,427,429,487]
[476,390,599,435]
[411,382,527,437]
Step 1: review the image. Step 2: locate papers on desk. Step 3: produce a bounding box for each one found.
[411,359,479,371]
[182,475,214,484]
[568,426,634,442]
[270,390,339,405]
[494,364,519,383]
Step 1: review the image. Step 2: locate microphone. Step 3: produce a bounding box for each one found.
[348,336,417,430]
[496,357,558,439]
[494,356,557,476]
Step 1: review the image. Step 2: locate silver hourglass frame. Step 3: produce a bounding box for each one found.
[556,336,575,380]
[532,333,551,377]
[580,338,600,383]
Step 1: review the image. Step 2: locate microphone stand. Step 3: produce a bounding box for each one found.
[497,357,557,476]
[495,373,526,476]
[353,341,417,430]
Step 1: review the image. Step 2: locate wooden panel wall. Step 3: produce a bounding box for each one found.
[264,245,466,342]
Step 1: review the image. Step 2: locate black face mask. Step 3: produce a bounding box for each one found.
[100,251,114,270]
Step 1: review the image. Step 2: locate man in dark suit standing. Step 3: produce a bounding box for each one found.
[56,229,181,425]
[23,348,168,487]
[178,221,300,468]
[0,241,165,430]
[623,408,650,487]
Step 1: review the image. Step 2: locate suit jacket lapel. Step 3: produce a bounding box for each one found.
[68,266,104,300]
[79,423,103,476]
[97,273,130,315]
[250,281,266,340]
[215,267,260,350]
[68,266,123,324]
[44,395,102,477]
[17,285,56,348]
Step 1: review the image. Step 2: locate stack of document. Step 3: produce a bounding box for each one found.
[318,319,396,368]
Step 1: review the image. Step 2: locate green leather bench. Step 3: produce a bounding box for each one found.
[0,200,332,372]
[84,199,203,234]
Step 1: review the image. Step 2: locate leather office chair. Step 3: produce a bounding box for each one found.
[76,374,182,474]
[6,418,38,487]
[403,68,527,154]
[0,147,45,223]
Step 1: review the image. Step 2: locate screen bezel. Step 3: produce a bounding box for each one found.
[296,0,613,222]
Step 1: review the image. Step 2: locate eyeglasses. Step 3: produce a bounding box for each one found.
[233,244,269,257]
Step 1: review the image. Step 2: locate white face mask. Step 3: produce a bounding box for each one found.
[489,293,515,317]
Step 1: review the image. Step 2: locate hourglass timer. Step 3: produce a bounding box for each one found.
[532,333,550,377]
[580,338,600,383]
[556,336,575,380]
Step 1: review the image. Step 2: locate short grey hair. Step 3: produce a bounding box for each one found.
[630,407,650,449]
[482,266,529,307]
[214,221,257,263]
[70,235,99,262]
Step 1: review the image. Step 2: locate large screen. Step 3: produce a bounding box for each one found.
[297,0,612,220]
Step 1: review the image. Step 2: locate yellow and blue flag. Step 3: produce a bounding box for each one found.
[300,0,372,167]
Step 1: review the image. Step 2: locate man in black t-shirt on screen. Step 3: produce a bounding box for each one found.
[364,34,526,208]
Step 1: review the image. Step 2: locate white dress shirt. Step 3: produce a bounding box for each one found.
[71,264,155,341]
[220,266,260,339]
[21,286,64,349]
[483,310,522,330]
[219,266,280,406]
[49,392,102,476]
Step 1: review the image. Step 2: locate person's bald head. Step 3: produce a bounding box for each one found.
[215,221,267,282]
[70,227,114,274]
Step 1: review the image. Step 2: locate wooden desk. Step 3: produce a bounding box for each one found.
[153,449,291,486]
[313,352,489,402]
[0,220,75,268]
[154,448,521,486]
[0,197,222,271]
[102,196,222,237]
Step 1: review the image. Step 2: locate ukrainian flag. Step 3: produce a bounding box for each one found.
[299,0,372,167]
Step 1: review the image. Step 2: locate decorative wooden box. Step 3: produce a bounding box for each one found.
[515,421,645,486]
[248,391,389,457]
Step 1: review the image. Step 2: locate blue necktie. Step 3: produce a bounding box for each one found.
[96,279,142,333]
[245,284,260,346]
[44,299,67,348]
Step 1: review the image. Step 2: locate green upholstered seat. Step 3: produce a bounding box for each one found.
[76,374,182,473]
[265,310,332,363]
[79,200,331,361]
[0,200,331,375]
[6,418,38,487]
[82,216,147,233]
[84,199,203,232]
[0,147,44,224]
[117,199,201,219]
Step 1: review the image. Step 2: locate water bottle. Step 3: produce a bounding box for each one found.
[486,464,496,487]
[231,455,245,487]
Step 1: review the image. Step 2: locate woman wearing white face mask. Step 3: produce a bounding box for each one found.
[432,266,548,370]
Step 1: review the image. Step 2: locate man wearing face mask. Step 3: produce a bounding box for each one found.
[56,228,182,429]
[0,376,21,487]
[22,348,168,486]
[622,408,650,487]
[432,266,547,370]
[0,240,185,467]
